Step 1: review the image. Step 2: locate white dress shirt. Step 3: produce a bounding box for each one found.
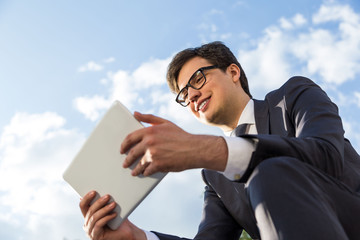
[222,99,257,180]
[144,100,257,240]
[144,230,159,240]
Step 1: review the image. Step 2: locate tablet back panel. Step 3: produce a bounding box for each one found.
[63,100,166,230]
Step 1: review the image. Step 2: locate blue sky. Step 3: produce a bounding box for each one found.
[1,0,360,239]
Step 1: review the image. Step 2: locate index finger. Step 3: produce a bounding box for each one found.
[133,111,168,125]
[120,127,147,155]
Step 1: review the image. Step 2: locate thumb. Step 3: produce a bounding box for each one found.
[133,111,167,125]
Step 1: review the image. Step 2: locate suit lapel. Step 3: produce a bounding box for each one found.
[253,99,270,134]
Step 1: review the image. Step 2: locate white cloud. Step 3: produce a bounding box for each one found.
[279,17,294,30]
[132,58,170,88]
[73,95,112,121]
[238,26,292,95]
[74,57,171,121]
[313,3,359,24]
[293,13,307,26]
[292,3,360,84]
[100,78,109,85]
[78,61,104,72]
[238,2,360,97]
[0,112,86,239]
[280,14,307,30]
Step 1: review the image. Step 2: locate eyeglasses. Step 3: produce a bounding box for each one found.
[176,65,218,107]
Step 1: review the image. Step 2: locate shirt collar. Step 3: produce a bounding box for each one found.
[224,99,255,136]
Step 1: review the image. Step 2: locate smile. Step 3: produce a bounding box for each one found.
[197,98,210,112]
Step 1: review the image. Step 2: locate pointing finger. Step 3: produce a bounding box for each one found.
[134,112,167,125]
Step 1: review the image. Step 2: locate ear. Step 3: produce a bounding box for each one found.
[227,64,241,83]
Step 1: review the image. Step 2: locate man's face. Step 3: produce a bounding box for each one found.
[177,57,245,128]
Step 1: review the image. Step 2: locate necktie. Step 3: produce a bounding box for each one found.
[234,123,251,137]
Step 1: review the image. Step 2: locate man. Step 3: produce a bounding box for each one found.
[79,42,360,240]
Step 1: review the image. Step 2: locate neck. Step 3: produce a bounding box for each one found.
[218,97,250,132]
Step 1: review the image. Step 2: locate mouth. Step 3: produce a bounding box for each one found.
[196,97,211,112]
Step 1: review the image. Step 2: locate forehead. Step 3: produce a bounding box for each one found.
[177,57,212,89]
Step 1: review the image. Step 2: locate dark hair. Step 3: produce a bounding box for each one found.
[166,41,252,98]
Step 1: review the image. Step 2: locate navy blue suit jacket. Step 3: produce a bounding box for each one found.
[153,77,360,240]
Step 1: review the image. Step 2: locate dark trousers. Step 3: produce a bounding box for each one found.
[246,157,360,240]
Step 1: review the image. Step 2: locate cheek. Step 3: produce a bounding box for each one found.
[188,104,198,116]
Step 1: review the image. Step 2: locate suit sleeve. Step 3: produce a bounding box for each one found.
[240,77,345,182]
[152,171,242,240]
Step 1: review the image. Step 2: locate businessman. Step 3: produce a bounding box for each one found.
[79,42,360,240]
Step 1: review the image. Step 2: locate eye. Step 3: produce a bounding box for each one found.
[195,75,204,84]
[191,71,204,86]
[180,89,188,100]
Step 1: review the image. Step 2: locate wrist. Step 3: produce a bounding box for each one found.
[133,229,146,240]
[128,221,146,240]
[193,135,228,171]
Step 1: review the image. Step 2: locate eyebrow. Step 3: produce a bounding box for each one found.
[179,67,201,89]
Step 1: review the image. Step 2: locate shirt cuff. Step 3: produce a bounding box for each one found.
[144,230,160,240]
[221,136,255,180]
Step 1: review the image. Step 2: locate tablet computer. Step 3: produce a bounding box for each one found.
[63,100,167,230]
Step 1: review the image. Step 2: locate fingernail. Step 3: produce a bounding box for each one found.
[123,159,128,168]
[108,202,116,208]
[101,195,109,201]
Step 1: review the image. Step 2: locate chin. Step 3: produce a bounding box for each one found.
[197,113,216,126]
[203,111,225,127]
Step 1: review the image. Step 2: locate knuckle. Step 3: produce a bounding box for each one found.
[145,126,156,135]
[148,147,158,157]
[144,136,155,146]
[93,222,101,233]
[86,208,94,220]
[128,147,136,156]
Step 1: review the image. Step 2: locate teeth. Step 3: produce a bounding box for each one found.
[198,99,208,111]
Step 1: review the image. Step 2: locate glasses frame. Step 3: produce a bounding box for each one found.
[175,65,218,107]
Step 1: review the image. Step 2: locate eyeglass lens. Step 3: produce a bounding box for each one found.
[178,70,205,102]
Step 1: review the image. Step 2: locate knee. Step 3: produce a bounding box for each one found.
[253,157,299,179]
[246,157,302,194]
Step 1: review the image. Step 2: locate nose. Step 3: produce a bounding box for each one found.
[187,87,201,103]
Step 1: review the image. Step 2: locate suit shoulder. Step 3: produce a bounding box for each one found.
[285,76,318,89]
[265,76,320,99]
